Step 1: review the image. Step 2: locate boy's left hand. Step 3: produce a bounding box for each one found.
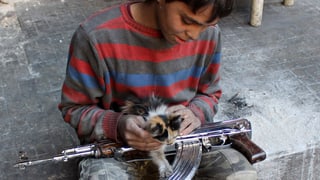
[166,105,201,135]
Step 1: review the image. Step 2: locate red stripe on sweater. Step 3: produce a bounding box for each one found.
[198,95,215,108]
[90,109,105,127]
[102,102,110,109]
[207,63,220,75]
[64,108,73,123]
[96,16,126,30]
[209,89,222,104]
[78,107,105,137]
[70,56,106,89]
[70,56,96,76]
[62,84,97,104]
[157,77,199,98]
[78,107,93,136]
[110,76,200,98]
[214,90,222,102]
[96,12,160,38]
[96,41,214,62]
[188,103,205,124]
[198,83,221,104]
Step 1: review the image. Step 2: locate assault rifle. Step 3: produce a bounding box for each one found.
[14,119,266,179]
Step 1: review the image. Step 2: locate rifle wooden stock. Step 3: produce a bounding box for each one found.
[230,133,266,164]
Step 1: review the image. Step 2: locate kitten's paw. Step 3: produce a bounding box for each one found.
[159,165,173,178]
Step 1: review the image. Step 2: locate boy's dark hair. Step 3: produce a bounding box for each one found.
[146,0,234,22]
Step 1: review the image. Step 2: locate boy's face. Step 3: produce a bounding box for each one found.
[156,0,219,44]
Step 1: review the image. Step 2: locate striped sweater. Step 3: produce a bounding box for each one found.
[59,2,222,144]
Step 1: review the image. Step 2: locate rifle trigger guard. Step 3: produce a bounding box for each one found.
[201,137,211,151]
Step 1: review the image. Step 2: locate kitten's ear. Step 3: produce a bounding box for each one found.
[121,100,135,113]
[169,115,182,131]
[124,100,135,106]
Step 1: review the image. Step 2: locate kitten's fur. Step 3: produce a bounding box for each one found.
[122,95,181,178]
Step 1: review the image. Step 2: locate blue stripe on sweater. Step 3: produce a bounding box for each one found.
[212,53,221,63]
[68,58,219,89]
[69,66,101,89]
[109,66,204,87]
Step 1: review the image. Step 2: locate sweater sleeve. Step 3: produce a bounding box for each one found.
[188,26,222,123]
[58,26,119,144]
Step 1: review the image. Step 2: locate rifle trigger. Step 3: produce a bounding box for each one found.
[201,137,211,151]
[219,135,228,145]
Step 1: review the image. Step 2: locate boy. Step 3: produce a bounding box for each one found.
[59,0,257,179]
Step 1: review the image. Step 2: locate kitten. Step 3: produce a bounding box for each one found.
[122,95,181,178]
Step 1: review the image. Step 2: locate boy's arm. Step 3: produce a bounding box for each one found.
[59,26,119,144]
[188,27,222,123]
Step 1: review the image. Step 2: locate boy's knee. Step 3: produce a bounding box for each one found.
[195,148,257,180]
[79,158,129,180]
[223,148,257,180]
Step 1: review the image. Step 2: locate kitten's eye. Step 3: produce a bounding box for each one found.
[133,105,147,116]
[136,108,146,115]
[169,115,181,130]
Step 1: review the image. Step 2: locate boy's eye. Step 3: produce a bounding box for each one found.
[182,17,193,25]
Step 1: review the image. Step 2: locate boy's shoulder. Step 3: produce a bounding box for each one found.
[199,24,221,41]
[80,3,126,33]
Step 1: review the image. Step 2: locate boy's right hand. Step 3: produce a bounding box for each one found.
[117,114,162,151]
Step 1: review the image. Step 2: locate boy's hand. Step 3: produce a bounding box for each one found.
[166,105,201,135]
[117,114,162,151]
